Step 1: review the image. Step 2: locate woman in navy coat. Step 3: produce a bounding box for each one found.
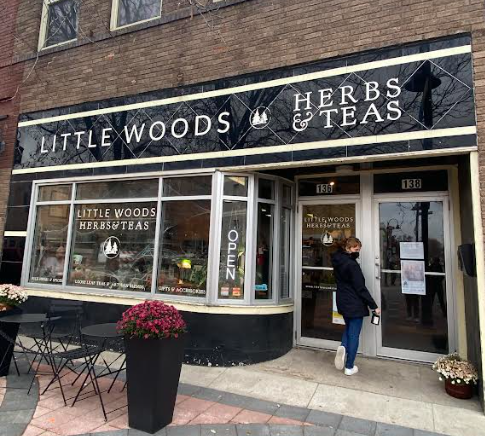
[331,237,380,375]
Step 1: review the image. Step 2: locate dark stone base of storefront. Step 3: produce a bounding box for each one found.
[20,297,293,366]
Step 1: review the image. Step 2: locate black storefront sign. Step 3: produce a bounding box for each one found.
[15,41,476,171]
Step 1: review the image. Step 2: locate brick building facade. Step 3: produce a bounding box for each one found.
[2,0,485,409]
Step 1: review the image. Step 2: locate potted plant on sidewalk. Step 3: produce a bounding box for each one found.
[433,353,478,399]
[0,284,27,376]
[118,300,187,434]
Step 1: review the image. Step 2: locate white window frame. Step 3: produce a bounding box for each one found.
[110,0,163,31]
[38,0,79,51]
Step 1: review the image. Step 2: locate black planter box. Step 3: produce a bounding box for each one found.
[125,335,186,434]
[0,306,22,376]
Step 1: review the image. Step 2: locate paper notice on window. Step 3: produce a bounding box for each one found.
[332,291,345,325]
[400,242,424,259]
[401,260,426,295]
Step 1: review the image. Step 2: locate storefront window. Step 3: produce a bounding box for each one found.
[67,202,157,292]
[219,200,247,299]
[163,176,212,197]
[30,205,70,285]
[224,176,248,197]
[76,179,158,200]
[27,173,294,305]
[280,206,291,299]
[157,200,211,298]
[38,185,72,202]
[255,203,273,299]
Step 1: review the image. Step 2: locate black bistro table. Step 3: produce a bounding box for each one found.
[0,313,48,377]
[73,323,125,421]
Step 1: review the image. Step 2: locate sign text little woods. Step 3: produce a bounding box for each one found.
[38,79,402,155]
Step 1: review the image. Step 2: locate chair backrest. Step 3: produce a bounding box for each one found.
[47,301,84,342]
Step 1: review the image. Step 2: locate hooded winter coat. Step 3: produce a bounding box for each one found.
[331,249,378,318]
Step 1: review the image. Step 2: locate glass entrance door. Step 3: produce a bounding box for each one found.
[298,202,358,348]
[375,199,453,361]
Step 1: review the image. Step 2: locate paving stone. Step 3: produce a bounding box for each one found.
[0,410,33,424]
[375,423,414,436]
[200,424,237,436]
[274,405,310,422]
[414,432,444,436]
[338,416,377,436]
[153,428,168,436]
[305,410,342,428]
[236,424,270,436]
[304,426,336,436]
[1,397,37,410]
[0,423,26,436]
[167,425,201,436]
[178,383,202,396]
[335,430,367,436]
[269,424,304,436]
[245,398,280,416]
[98,430,127,436]
[220,393,255,410]
[128,429,156,436]
[195,387,226,403]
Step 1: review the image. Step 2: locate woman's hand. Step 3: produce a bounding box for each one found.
[374,308,381,315]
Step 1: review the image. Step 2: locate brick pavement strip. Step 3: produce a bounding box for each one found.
[0,372,451,436]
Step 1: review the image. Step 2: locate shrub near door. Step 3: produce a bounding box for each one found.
[118,300,187,434]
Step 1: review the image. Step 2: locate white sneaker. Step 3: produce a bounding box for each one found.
[334,346,346,370]
[344,366,359,376]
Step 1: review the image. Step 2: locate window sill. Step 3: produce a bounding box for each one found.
[25,287,294,315]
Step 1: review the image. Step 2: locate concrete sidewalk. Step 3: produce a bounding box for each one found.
[0,347,484,436]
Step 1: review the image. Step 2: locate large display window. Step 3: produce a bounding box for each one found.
[24,173,294,305]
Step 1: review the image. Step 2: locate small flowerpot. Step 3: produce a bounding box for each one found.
[125,334,186,434]
[444,379,474,399]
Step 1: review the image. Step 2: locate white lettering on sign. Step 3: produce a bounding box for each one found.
[226,229,239,281]
[39,112,231,156]
[293,78,402,131]
[401,179,422,190]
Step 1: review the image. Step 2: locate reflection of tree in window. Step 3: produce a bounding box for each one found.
[46,0,78,47]
[118,0,160,27]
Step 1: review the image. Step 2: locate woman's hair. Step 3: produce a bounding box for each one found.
[336,236,362,251]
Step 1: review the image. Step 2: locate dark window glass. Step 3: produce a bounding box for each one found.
[374,171,448,193]
[163,176,212,197]
[219,200,247,299]
[255,203,273,300]
[30,205,70,285]
[117,0,161,27]
[258,179,274,200]
[67,202,157,292]
[157,201,211,298]
[280,207,291,299]
[282,184,292,206]
[39,185,72,202]
[299,176,360,196]
[76,180,158,200]
[224,176,248,197]
[45,0,78,48]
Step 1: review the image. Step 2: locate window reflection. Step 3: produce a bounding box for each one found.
[67,202,157,292]
[45,0,78,48]
[157,201,211,297]
[30,205,70,284]
[255,203,273,300]
[117,0,161,27]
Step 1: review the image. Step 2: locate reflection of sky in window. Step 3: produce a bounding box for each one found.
[118,0,160,26]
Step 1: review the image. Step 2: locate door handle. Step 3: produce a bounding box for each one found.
[375,262,381,280]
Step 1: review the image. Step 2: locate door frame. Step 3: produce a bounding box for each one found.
[295,196,361,350]
[372,193,457,363]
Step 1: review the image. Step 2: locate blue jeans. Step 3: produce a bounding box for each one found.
[341,317,364,369]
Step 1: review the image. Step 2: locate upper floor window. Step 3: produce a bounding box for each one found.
[39,0,79,50]
[112,0,162,29]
